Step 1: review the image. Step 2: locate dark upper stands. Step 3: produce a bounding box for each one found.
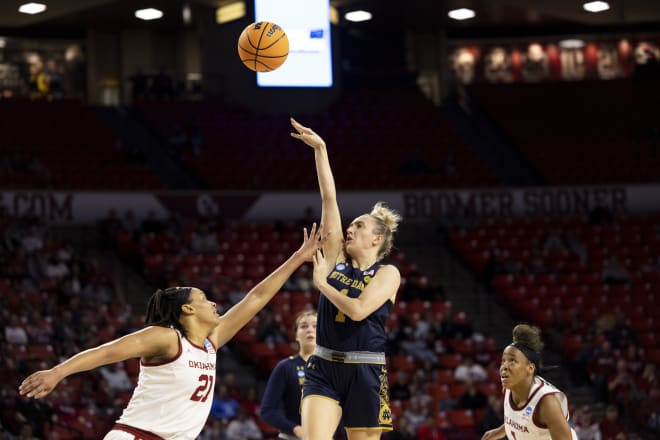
[0,99,161,190]
[137,88,499,190]
[468,80,660,185]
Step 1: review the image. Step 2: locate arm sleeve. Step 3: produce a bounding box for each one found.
[259,360,298,435]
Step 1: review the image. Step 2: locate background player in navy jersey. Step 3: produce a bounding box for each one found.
[19,224,323,440]
[482,324,577,440]
[291,118,402,440]
[260,310,317,439]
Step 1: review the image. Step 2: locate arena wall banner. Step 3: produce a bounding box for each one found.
[1,185,659,225]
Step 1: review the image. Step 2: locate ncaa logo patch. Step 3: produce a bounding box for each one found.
[297,370,305,378]
[523,405,533,419]
[336,263,346,271]
[204,340,216,354]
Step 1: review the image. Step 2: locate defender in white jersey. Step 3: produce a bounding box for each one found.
[482,324,577,440]
[19,224,324,440]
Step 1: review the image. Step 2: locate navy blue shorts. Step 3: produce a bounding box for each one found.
[302,355,393,431]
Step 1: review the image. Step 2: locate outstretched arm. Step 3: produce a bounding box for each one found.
[209,224,323,348]
[19,326,177,399]
[290,118,344,264]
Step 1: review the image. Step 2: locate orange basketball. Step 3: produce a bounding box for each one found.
[237,21,289,72]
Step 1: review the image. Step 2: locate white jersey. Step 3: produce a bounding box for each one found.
[503,376,577,440]
[111,331,217,440]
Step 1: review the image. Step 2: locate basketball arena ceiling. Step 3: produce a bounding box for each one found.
[0,0,658,35]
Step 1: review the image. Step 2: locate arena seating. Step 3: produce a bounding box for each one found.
[448,213,660,419]
[0,99,161,189]
[136,88,499,190]
[468,80,660,185]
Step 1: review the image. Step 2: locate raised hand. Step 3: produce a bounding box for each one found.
[290,117,326,150]
[296,223,324,262]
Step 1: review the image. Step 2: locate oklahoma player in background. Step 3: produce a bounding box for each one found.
[482,324,577,440]
[19,224,323,440]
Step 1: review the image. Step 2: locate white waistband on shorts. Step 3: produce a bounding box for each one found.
[314,345,386,364]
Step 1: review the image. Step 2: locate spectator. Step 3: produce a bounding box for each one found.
[454,356,487,383]
[384,416,416,440]
[456,380,488,410]
[390,371,412,401]
[21,226,44,254]
[607,359,636,408]
[222,372,243,401]
[256,308,287,344]
[480,395,504,432]
[225,407,262,440]
[599,404,625,440]
[402,396,428,430]
[416,415,447,440]
[190,224,219,254]
[4,316,28,345]
[210,385,240,422]
[638,362,658,391]
[199,419,227,440]
[638,384,660,437]
[573,405,602,440]
[239,387,260,419]
[99,363,133,393]
[472,334,493,366]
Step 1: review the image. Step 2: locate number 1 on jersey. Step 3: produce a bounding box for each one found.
[334,289,350,322]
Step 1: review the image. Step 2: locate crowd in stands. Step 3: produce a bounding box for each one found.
[3,205,659,439]
[0,213,140,439]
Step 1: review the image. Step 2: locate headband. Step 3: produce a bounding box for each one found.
[509,341,541,371]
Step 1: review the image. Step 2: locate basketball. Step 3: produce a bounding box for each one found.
[237,21,289,72]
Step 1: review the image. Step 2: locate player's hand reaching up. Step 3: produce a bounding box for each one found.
[290,117,326,150]
[296,223,325,262]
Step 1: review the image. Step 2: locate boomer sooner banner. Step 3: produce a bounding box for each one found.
[1,185,659,225]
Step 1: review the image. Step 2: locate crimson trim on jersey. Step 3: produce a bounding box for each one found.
[186,337,212,352]
[141,336,183,367]
[112,423,164,440]
[508,378,544,411]
[532,392,566,429]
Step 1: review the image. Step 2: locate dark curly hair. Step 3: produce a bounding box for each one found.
[145,287,192,337]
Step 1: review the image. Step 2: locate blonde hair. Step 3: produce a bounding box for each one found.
[369,202,401,260]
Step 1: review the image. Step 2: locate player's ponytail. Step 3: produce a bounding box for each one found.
[369,202,401,261]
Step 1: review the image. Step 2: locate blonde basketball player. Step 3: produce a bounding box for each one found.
[482,324,577,440]
[19,224,323,440]
[291,118,401,440]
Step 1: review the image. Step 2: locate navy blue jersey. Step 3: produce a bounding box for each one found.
[260,355,306,436]
[317,259,392,352]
